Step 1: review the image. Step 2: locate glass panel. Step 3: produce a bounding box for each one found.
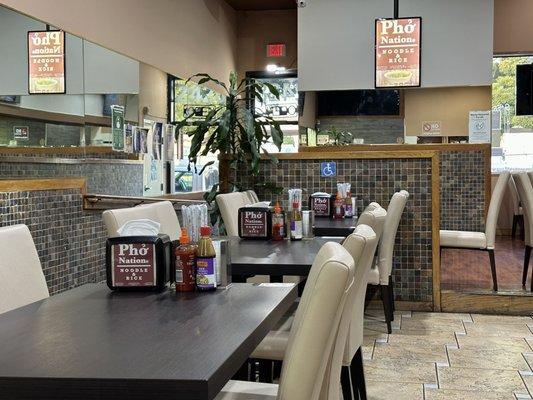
[492,56,533,171]
[253,77,298,122]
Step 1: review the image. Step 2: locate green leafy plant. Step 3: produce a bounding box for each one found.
[319,127,354,146]
[174,71,284,227]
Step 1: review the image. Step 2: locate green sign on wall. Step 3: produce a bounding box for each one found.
[111,105,125,151]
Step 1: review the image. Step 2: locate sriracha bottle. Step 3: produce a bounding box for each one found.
[175,228,197,292]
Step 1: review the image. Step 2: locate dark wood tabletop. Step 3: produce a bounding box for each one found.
[313,217,357,237]
[0,283,297,400]
[229,236,343,277]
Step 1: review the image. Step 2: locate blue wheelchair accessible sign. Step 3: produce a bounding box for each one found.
[320,161,337,177]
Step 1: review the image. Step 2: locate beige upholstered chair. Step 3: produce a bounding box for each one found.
[0,224,49,314]
[249,224,379,400]
[216,241,356,400]
[508,176,524,239]
[440,172,510,292]
[102,201,180,241]
[512,173,533,290]
[244,190,260,204]
[528,171,533,186]
[366,191,409,334]
[216,192,251,236]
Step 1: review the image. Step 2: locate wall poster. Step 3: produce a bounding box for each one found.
[111,105,125,151]
[375,17,421,88]
[469,111,491,143]
[28,30,66,94]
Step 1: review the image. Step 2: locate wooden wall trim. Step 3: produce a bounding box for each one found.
[0,146,139,159]
[220,150,438,161]
[0,178,87,194]
[0,104,85,126]
[299,143,491,153]
[441,290,533,315]
[431,153,441,311]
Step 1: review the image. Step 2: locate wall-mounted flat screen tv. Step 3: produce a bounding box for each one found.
[317,90,401,116]
[516,64,533,116]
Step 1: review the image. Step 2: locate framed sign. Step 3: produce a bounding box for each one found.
[111,105,125,151]
[375,17,421,88]
[13,126,29,140]
[27,30,66,94]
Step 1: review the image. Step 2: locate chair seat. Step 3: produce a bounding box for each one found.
[250,330,290,360]
[215,380,278,399]
[439,230,487,249]
[367,265,380,285]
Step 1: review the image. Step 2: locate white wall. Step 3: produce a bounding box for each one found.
[298,0,494,91]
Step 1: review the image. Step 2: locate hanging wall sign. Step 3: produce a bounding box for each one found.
[375,17,421,88]
[27,30,66,94]
[111,105,125,151]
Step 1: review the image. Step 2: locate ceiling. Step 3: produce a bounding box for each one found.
[225,0,296,11]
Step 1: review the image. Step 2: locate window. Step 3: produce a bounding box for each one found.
[246,70,299,153]
[492,56,533,171]
[168,76,223,192]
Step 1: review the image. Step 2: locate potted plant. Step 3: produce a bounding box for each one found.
[174,71,284,227]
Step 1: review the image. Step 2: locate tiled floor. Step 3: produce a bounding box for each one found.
[441,236,530,292]
[363,309,533,399]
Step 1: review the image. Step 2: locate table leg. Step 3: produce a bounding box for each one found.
[269,275,283,283]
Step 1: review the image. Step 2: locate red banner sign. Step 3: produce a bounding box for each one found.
[28,30,66,94]
[375,17,421,88]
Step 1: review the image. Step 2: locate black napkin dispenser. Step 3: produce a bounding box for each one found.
[106,234,173,291]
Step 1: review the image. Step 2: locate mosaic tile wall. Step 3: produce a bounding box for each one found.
[0,189,107,295]
[234,157,433,303]
[0,161,143,196]
[440,150,486,232]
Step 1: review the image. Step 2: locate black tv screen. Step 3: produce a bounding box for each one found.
[317,90,401,116]
[516,64,533,116]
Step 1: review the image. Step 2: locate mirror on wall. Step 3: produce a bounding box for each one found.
[0,5,140,151]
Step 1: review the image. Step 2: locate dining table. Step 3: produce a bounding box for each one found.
[313,217,357,237]
[0,282,297,400]
[229,236,344,279]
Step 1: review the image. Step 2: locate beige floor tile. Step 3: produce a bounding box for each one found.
[457,335,532,353]
[361,344,375,360]
[470,314,533,325]
[438,366,528,393]
[366,381,423,400]
[364,359,437,384]
[524,338,533,351]
[447,348,530,370]
[399,318,465,334]
[410,312,472,322]
[393,329,458,343]
[373,341,448,364]
[521,372,533,397]
[464,322,533,338]
[424,388,516,400]
[387,332,458,347]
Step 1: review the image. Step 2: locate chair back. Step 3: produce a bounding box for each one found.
[357,203,387,238]
[244,190,259,204]
[376,190,409,280]
[278,242,355,400]
[215,192,251,236]
[528,171,533,187]
[320,224,378,398]
[102,201,180,241]
[513,172,533,246]
[0,224,49,314]
[508,175,521,216]
[485,172,510,249]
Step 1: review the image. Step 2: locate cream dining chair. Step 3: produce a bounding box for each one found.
[512,172,533,290]
[216,192,252,236]
[440,172,510,292]
[102,200,181,241]
[508,176,524,239]
[0,224,49,314]
[215,241,356,400]
[367,190,409,334]
[249,223,380,400]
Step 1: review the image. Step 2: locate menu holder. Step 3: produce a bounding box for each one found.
[238,207,272,240]
[106,234,173,291]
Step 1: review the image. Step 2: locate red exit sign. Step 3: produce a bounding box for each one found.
[266,43,286,58]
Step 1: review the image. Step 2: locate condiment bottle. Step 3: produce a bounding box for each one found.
[175,228,197,292]
[333,193,345,219]
[272,202,285,241]
[196,226,217,291]
[290,201,303,241]
[344,190,353,218]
